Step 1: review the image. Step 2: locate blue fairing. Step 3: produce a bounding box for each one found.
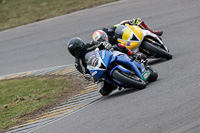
[99,50,112,66]
[88,50,113,79]
[115,55,142,79]
[90,70,105,79]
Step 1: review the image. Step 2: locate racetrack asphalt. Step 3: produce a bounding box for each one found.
[1,0,200,132]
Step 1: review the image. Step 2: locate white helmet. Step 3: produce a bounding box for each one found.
[92,30,108,43]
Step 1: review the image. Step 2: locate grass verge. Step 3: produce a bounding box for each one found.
[0,0,118,31]
[0,74,88,133]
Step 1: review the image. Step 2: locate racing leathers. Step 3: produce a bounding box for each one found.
[74,40,135,96]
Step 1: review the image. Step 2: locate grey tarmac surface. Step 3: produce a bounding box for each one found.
[1,0,200,133]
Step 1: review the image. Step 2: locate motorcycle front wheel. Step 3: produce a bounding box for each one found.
[111,69,146,89]
[141,41,172,60]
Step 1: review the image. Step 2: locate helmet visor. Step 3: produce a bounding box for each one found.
[99,33,108,42]
[93,30,108,42]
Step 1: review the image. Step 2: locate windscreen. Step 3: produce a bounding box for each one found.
[85,50,100,67]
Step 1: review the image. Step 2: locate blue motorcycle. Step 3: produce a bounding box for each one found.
[85,48,158,93]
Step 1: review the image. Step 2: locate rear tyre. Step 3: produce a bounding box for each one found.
[141,41,172,60]
[112,69,146,89]
[147,67,158,82]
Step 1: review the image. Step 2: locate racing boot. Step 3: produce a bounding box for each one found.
[140,21,163,36]
[98,81,117,96]
[98,81,111,96]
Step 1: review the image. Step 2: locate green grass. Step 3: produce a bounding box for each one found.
[0,0,118,31]
[0,76,73,131]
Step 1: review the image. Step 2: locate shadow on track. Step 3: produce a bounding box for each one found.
[100,78,161,100]
[101,88,141,100]
[147,58,169,66]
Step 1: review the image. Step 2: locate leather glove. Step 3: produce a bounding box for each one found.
[100,42,112,50]
[133,53,147,60]
[131,18,142,26]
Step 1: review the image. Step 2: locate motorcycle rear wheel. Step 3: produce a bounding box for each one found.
[112,69,146,89]
[141,41,172,60]
[146,66,158,82]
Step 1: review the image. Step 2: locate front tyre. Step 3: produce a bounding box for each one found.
[112,69,146,89]
[141,41,172,60]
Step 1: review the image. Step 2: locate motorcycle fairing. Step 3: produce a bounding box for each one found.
[142,30,163,44]
[86,50,109,79]
[132,60,151,81]
[99,50,112,67]
[142,70,151,81]
[116,55,142,79]
[109,51,143,79]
